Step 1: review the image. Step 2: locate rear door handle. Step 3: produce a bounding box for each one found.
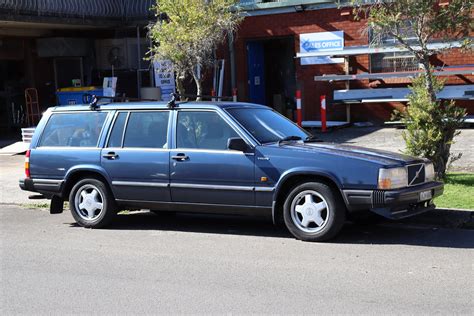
[103,152,119,160]
[172,153,189,161]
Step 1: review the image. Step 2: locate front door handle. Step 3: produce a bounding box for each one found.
[171,153,189,161]
[103,152,119,160]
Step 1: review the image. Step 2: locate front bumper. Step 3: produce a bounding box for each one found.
[342,181,444,219]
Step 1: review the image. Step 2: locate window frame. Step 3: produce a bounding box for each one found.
[37,111,109,148]
[173,109,252,152]
[106,110,172,150]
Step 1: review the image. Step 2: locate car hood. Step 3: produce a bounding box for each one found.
[275,142,423,166]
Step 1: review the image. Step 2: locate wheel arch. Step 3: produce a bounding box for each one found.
[272,170,346,225]
[62,166,113,200]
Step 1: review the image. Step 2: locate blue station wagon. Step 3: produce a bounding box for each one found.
[20,100,444,241]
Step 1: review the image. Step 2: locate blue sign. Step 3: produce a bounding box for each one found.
[299,31,344,65]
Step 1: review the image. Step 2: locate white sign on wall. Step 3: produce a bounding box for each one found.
[299,31,345,65]
[153,60,176,101]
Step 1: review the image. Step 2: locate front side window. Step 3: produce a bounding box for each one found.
[177,111,238,150]
[123,111,169,148]
[226,108,309,144]
[39,112,108,147]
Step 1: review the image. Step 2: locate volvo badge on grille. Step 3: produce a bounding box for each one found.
[409,164,424,186]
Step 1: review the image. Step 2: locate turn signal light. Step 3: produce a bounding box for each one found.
[25,149,30,178]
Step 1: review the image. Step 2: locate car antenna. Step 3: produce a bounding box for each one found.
[89,95,100,110]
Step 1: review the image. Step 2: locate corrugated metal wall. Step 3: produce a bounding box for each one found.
[0,0,155,20]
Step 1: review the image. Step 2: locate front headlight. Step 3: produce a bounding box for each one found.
[425,162,435,182]
[378,167,408,189]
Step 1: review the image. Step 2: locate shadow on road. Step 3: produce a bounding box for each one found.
[68,211,474,249]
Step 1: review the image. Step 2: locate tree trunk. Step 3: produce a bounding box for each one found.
[192,70,202,101]
[420,57,437,103]
[176,71,186,97]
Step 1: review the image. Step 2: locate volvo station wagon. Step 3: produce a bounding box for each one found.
[20,100,444,241]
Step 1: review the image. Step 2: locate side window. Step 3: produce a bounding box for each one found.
[107,112,128,148]
[39,112,107,147]
[177,111,238,150]
[123,111,169,148]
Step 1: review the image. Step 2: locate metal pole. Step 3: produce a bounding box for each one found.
[228,32,236,92]
[136,25,142,99]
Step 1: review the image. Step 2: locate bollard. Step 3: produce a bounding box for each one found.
[211,89,216,102]
[232,88,238,102]
[296,90,302,127]
[320,95,327,133]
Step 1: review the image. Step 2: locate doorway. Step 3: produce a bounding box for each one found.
[246,37,296,118]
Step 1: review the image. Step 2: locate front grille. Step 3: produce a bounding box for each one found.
[372,190,385,206]
[407,163,425,186]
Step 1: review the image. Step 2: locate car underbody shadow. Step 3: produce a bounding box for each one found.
[67,211,474,249]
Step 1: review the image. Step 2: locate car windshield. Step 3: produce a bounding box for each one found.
[226,108,310,144]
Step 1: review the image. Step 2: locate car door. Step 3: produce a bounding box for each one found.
[101,110,171,202]
[169,110,256,206]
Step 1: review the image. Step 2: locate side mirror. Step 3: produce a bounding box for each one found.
[227,137,249,152]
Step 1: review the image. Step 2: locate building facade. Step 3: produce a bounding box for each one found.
[231,0,474,123]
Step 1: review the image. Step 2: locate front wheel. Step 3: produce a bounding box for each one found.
[283,182,345,242]
[69,178,116,228]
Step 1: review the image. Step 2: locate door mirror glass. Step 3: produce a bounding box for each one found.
[227,137,248,152]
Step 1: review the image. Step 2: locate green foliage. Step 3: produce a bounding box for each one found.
[149,0,241,98]
[401,74,466,179]
[435,173,474,209]
[351,0,472,178]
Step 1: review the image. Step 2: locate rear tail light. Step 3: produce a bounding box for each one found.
[25,150,30,178]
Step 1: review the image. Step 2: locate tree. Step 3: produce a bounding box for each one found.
[149,0,241,100]
[351,0,473,178]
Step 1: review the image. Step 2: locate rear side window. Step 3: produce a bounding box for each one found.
[123,111,169,148]
[39,112,107,147]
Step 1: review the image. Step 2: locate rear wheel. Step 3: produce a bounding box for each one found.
[69,178,116,228]
[283,182,345,242]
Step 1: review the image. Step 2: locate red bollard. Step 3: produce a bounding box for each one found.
[232,88,238,102]
[211,89,216,102]
[320,95,327,133]
[296,90,302,127]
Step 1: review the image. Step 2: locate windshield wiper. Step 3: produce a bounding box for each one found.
[278,136,302,145]
[304,136,323,143]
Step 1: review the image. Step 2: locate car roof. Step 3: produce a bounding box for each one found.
[49,101,270,112]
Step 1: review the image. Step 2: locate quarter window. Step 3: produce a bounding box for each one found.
[39,112,107,147]
[123,111,169,148]
[177,111,238,150]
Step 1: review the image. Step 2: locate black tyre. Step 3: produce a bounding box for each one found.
[283,182,345,242]
[69,178,116,228]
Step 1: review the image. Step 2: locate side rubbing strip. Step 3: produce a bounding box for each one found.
[112,181,169,188]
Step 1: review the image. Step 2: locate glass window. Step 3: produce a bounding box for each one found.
[177,111,238,150]
[107,112,128,148]
[39,112,107,147]
[226,108,309,144]
[123,111,169,148]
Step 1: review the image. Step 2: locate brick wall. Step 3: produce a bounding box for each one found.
[228,7,474,122]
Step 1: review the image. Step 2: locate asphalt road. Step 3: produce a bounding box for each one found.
[1,205,473,314]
